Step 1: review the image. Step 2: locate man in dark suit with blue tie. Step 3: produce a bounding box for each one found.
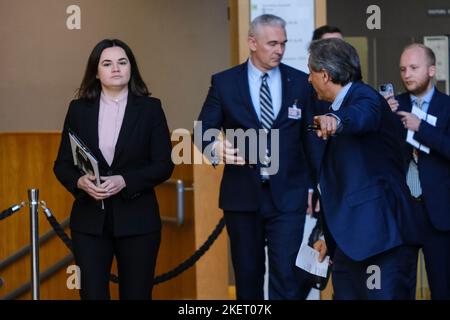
[307,38,413,299]
[196,14,313,299]
[385,44,450,299]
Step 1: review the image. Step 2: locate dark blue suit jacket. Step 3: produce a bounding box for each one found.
[318,82,410,261]
[197,62,314,213]
[397,89,450,231]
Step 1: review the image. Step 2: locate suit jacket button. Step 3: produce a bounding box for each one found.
[107,170,113,176]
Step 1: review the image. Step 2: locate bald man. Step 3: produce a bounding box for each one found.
[386,44,450,299]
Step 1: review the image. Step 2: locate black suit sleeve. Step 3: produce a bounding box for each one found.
[119,101,174,198]
[53,100,85,199]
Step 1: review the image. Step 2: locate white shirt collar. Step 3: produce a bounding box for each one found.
[330,82,353,111]
[248,58,279,81]
[410,86,435,106]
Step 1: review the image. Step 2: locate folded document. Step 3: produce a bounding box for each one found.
[68,129,104,209]
[295,244,330,278]
[68,129,101,186]
[406,105,437,154]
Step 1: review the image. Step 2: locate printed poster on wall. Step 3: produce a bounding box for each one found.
[424,36,450,95]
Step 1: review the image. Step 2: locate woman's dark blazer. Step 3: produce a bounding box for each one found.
[54,93,174,236]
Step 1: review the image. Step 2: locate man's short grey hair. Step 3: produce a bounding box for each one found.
[249,14,286,37]
[308,38,362,86]
[403,43,436,67]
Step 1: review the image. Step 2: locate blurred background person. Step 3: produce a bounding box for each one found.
[312,25,343,41]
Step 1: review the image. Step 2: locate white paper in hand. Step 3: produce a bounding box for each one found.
[406,106,437,154]
[295,244,329,278]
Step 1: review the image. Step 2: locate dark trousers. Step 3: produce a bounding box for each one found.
[403,199,450,299]
[332,245,415,300]
[224,184,310,300]
[71,210,160,300]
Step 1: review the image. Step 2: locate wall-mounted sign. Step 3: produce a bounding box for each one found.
[427,8,450,16]
[424,35,450,95]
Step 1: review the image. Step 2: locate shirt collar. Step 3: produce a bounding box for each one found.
[330,82,353,111]
[101,90,129,104]
[247,58,279,81]
[410,86,435,106]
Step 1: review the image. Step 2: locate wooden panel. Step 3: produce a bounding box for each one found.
[320,275,333,300]
[315,0,327,27]
[228,0,240,66]
[0,133,198,299]
[238,0,250,64]
[0,132,79,299]
[0,133,229,300]
[153,163,197,299]
[193,147,228,299]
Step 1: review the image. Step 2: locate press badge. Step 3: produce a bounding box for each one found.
[288,100,302,120]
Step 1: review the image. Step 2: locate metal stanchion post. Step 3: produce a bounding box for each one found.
[28,189,40,300]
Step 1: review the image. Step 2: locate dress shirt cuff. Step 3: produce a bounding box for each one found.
[325,113,343,133]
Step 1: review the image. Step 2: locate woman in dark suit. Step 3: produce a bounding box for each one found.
[54,39,174,300]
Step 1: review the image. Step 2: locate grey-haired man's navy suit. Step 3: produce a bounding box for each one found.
[197,61,315,299]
